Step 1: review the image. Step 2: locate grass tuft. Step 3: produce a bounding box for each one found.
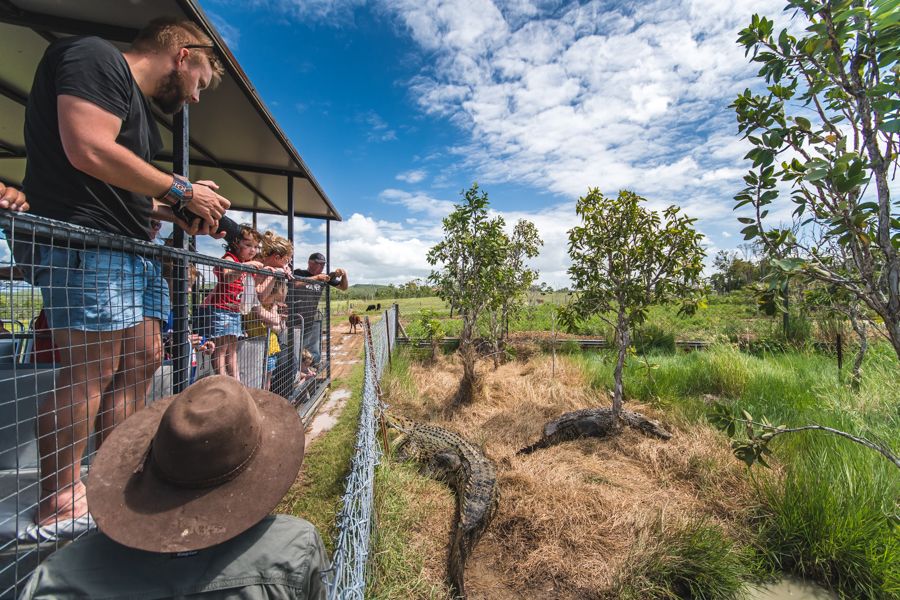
[609,516,758,600]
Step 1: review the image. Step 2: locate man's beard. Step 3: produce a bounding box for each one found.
[152,68,190,115]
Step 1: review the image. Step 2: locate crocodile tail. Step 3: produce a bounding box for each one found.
[447,526,468,599]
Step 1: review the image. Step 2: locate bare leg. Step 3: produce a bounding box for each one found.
[97,318,163,447]
[37,328,123,525]
[212,337,228,375]
[227,338,240,382]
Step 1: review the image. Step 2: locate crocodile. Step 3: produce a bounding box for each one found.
[517,407,672,455]
[384,413,500,600]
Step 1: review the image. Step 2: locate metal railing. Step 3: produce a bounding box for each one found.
[0,211,332,597]
[326,306,397,599]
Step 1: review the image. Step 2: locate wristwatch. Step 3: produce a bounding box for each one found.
[164,174,193,211]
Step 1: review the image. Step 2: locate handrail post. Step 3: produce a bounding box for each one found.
[172,106,190,393]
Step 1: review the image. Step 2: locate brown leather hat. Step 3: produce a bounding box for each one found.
[87,375,305,553]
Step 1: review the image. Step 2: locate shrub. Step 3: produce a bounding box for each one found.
[633,324,676,354]
[609,517,757,599]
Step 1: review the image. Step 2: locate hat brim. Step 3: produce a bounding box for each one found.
[87,387,305,553]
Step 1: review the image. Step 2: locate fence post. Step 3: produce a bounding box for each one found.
[383,309,392,370]
[393,303,400,346]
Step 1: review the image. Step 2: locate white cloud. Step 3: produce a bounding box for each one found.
[378,188,456,219]
[385,0,791,244]
[208,11,241,49]
[396,169,428,184]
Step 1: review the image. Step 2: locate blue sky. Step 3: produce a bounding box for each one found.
[191,0,801,287]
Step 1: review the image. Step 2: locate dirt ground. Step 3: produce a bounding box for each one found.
[382,350,757,599]
[304,322,365,444]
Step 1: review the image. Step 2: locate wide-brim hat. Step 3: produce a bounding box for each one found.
[87,375,305,553]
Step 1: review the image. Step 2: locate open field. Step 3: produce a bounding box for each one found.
[295,296,898,599]
[366,345,898,599]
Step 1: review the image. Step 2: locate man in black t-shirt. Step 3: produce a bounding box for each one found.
[16,18,232,528]
[290,252,348,367]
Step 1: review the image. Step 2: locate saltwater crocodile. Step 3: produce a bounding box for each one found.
[517,407,672,455]
[384,413,500,600]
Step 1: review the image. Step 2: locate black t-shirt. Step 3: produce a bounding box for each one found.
[288,269,342,327]
[24,36,163,241]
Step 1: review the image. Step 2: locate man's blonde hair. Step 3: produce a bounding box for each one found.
[132,17,224,87]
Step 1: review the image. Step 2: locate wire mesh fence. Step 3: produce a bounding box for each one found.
[326,307,397,600]
[0,211,332,598]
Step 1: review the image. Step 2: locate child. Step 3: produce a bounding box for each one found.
[296,348,317,400]
[198,222,263,381]
[245,278,287,391]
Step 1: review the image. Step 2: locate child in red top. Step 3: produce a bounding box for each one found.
[198,223,263,381]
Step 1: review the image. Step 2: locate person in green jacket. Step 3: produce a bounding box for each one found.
[20,375,329,599]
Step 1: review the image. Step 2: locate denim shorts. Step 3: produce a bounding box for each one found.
[266,356,277,373]
[194,306,243,339]
[13,244,170,332]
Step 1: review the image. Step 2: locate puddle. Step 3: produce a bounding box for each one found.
[305,388,352,446]
[746,577,837,600]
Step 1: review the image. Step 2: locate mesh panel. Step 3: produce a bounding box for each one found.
[0,212,332,596]
[325,307,397,599]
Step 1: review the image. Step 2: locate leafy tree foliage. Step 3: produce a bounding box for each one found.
[415,309,446,362]
[710,250,766,293]
[427,183,509,405]
[562,189,705,421]
[486,219,543,367]
[732,0,900,358]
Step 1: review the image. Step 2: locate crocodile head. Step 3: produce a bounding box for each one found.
[383,411,414,433]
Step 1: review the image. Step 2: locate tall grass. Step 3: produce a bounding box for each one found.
[577,344,900,598]
[755,437,899,599]
[609,517,760,600]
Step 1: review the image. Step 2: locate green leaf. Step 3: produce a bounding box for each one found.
[795,116,812,131]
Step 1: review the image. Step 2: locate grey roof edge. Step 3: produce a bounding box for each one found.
[178,0,342,222]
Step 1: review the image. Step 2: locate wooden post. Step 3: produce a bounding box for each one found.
[836,333,843,373]
[384,309,392,370]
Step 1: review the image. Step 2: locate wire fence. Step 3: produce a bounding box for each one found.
[0,211,332,598]
[326,307,397,600]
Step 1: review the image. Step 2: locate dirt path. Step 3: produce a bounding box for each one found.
[304,323,366,446]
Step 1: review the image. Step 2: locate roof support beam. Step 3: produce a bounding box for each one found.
[0,1,137,41]
[153,118,283,215]
[0,78,27,105]
[154,153,311,178]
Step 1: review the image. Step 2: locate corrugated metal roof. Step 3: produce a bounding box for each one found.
[0,0,341,220]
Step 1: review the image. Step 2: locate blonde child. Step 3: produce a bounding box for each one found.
[245,279,287,390]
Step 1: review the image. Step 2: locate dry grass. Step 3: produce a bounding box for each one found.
[381,352,758,599]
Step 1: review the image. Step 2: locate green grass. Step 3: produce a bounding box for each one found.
[364,290,795,346]
[277,366,364,553]
[366,461,450,599]
[366,350,452,599]
[576,344,900,599]
[610,517,762,600]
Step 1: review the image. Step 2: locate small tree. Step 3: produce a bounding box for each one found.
[732,0,900,359]
[427,183,509,405]
[486,219,543,368]
[562,189,705,423]
[416,310,446,363]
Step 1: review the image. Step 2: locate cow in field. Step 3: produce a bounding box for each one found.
[365,304,376,311]
[376,303,381,310]
[348,312,362,334]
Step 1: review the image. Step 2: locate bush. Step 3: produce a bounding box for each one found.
[609,517,757,599]
[633,324,676,354]
[755,437,900,599]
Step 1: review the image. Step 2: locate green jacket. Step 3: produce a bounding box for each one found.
[20,515,329,599]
